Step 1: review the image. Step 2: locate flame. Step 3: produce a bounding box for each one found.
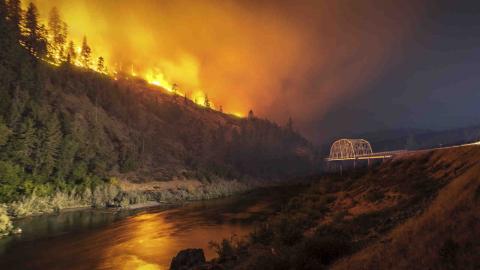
[145,69,173,91]
[231,112,244,118]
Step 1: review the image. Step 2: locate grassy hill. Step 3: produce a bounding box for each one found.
[205,145,480,269]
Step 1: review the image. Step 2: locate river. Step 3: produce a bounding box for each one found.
[0,186,302,270]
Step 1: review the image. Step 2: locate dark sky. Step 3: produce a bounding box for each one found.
[316,0,480,142]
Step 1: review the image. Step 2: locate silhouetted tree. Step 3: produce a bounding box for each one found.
[80,36,91,68]
[23,2,47,57]
[204,94,210,108]
[48,7,68,63]
[286,117,293,131]
[6,0,21,36]
[248,109,254,119]
[97,56,105,73]
[172,83,178,95]
[66,40,76,64]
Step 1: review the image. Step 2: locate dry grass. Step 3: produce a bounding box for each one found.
[332,146,480,270]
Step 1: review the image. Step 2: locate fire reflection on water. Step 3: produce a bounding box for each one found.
[0,187,299,270]
[96,208,252,270]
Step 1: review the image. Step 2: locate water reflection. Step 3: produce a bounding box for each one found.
[0,186,302,270]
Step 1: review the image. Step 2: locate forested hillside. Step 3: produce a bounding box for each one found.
[0,1,316,205]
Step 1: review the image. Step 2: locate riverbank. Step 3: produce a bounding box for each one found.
[0,177,292,237]
[0,184,307,270]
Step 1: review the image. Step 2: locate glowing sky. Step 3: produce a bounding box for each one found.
[31,0,480,142]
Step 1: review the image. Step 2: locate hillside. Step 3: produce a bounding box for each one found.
[201,145,480,269]
[0,8,316,222]
[333,146,480,269]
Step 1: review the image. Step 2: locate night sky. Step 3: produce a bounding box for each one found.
[317,0,480,142]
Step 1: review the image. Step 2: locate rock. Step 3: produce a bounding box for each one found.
[12,227,22,234]
[170,248,206,270]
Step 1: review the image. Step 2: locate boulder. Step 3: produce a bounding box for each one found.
[170,248,206,270]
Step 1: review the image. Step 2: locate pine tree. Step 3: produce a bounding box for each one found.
[0,117,11,146]
[57,136,77,179]
[10,117,37,170]
[80,36,91,68]
[38,114,63,177]
[248,109,254,119]
[6,0,21,36]
[286,117,293,132]
[48,7,68,63]
[97,56,105,73]
[172,83,178,95]
[23,2,47,57]
[66,40,76,64]
[204,94,210,108]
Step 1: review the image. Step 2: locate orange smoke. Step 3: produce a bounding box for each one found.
[32,0,427,139]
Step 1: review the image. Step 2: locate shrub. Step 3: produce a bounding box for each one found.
[293,228,352,268]
[209,235,247,263]
[365,190,384,202]
[0,204,13,236]
[250,223,274,245]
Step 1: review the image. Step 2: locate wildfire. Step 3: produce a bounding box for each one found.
[26,1,254,119]
[145,69,173,91]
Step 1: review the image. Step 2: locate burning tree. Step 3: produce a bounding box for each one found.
[80,36,91,68]
[48,7,68,64]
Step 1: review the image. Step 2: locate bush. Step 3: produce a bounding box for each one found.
[0,204,13,236]
[209,235,247,263]
[293,228,353,268]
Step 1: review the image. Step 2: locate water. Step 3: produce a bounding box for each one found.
[0,186,301,270]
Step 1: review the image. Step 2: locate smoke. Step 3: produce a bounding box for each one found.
[33,0,427,140]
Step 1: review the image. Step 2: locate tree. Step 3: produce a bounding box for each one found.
[248,109,254,119]
[23,2,47,57]
[48,7,68,63]
[97,56,105,73]
[10,117,37,170]
[66,40,76,64]
[80,36,91,68]
[6,0,21,36]
[204,93,210,108]
[286,117,293,132]
[36,114,63,177]
[171,83,178,95]
[0,117,11,146]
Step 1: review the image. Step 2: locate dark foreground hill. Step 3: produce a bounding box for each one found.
[198,145,479,270]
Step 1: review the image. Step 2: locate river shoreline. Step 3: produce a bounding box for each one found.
[0,184,306,270]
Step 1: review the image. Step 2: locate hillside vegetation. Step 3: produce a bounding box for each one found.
[0,1,316,226]
[205,145,480,269]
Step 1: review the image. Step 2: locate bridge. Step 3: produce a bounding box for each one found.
[325,139,405,166]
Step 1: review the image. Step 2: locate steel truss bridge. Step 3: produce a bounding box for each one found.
[325,138,405,162]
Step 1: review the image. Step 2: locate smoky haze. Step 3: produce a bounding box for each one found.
[33,0,428,142]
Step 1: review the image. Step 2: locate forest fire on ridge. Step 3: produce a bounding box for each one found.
[25,1,230,114]
[29,0,427,137]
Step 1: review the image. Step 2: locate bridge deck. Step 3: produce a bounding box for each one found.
[325,150,407,161]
